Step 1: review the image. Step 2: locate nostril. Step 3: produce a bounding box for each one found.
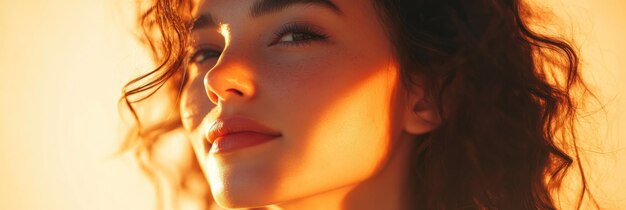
[209,89,244,104]
[226,88,244,96]
[208,91,220,105]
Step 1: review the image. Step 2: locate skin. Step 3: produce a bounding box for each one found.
[179,0,439,209]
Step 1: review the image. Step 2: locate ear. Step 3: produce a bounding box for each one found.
[403,87,441,135]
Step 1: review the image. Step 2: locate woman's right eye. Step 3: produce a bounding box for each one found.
[189,48,221,65]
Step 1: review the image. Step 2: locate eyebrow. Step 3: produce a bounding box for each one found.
[250,0,342,18]
[192,14,217,30]
[192,0,342,31]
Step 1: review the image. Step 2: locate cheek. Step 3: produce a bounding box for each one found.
[305,68,399,171]
[261,51,403,197]
[179,75,214,165]
[269,49,400,141]
[303,63,400,157]
[180,74,212,131]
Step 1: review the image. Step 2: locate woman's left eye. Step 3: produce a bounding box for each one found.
[279,32,322,42]
[270,23,328,46]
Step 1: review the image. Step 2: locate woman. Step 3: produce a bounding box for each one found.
[121,0,598,209]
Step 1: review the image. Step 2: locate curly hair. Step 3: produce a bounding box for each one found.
[120,0,598,209]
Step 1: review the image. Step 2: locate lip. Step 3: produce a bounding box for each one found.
[206,116,282,153]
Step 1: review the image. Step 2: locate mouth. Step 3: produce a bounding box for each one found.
[206,116,282,153]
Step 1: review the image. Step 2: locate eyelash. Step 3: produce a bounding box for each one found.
[189,46,222,65]
[189,23,328,64]
[270,23,329,47]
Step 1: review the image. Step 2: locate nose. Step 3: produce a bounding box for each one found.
[204,56,256,105]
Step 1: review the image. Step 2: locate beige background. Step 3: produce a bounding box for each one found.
[0,0,624,209]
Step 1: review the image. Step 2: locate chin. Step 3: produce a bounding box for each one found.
[209,174,284,209]
[212,190,276,209]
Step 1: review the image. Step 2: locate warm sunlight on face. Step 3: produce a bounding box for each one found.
[179,0,418,209]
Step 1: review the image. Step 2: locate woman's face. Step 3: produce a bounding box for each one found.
[180,0,418,208]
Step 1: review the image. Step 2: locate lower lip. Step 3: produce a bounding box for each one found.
[210,132,279,154]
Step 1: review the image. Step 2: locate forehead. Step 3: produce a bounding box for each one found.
[193,0,372,24]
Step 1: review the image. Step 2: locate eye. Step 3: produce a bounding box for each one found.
[270,23,328,46]
[279,32,321,42]
[189,47,222,65]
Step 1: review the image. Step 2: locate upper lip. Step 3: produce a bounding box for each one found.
[206,116,282,144]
